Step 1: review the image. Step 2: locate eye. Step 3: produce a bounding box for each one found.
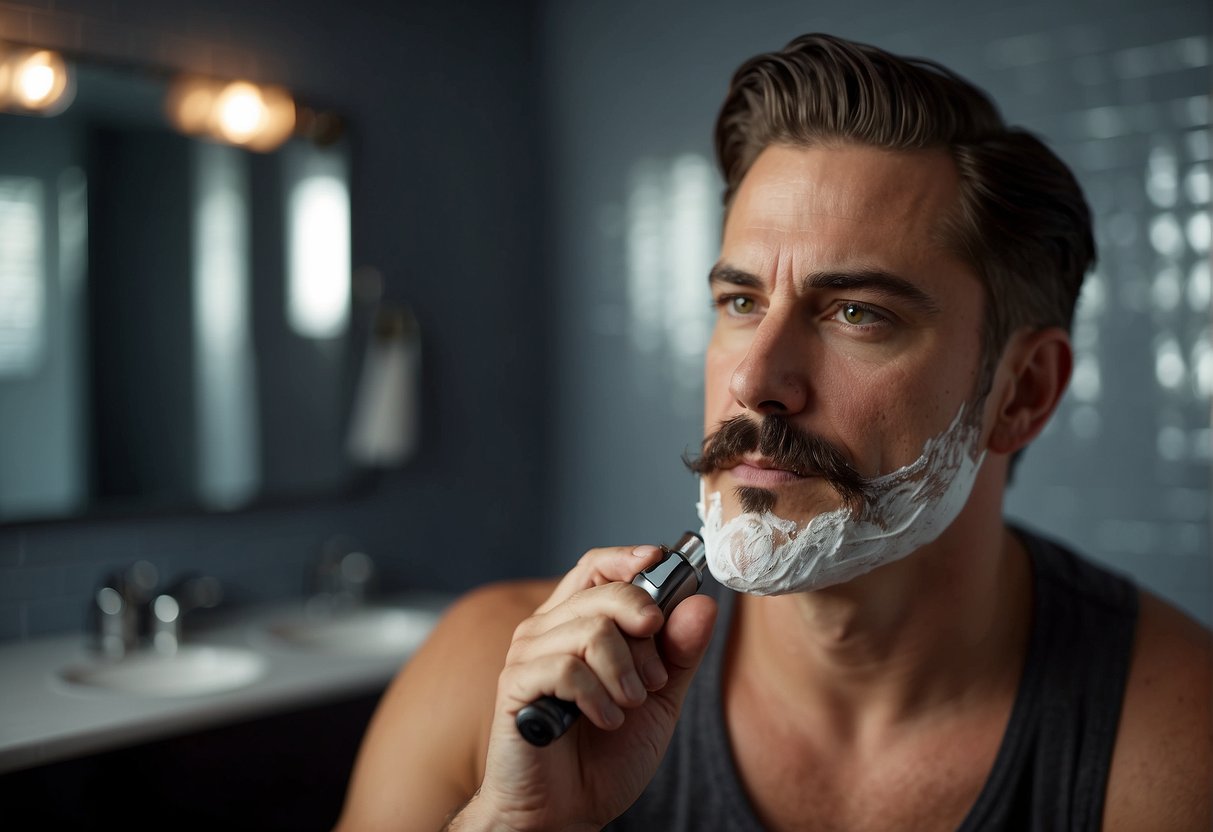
[835,302,885,326]
[713,294,758,316]
[730,296,756,315]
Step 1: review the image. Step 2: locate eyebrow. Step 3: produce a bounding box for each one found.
[708,262,940,315]
[708,263,764,289]
[804,270,940,315]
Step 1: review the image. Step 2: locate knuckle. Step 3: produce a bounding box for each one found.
[507,620,540,656]
[583,634,624,671]
[504,636,529,666]
[511,615,537,641]
[607,580,647,604]
[554,653,584,682]
[586,613,618,641]
[496,663,527,701]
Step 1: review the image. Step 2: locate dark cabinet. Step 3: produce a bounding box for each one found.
[0,690,382,831]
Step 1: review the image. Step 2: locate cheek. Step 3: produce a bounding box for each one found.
[703,341,739,427]
[814,357,926,470]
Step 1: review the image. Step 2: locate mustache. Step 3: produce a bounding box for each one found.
[682,416,871,510]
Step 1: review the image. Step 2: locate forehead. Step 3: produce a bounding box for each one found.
[722,143,969,280]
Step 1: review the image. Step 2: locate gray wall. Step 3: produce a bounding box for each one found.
[538,0,1213,626]
[0,0,549,639]
[0,0,1209,642]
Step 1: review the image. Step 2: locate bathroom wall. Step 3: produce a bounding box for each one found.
[0,0,549,640]
[0,0,1209,644]
[538,0,1213,624]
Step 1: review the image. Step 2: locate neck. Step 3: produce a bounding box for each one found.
[728,482,1031,742]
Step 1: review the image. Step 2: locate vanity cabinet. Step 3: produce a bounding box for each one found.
[1,689,382,831]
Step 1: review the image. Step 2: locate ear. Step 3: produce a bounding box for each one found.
[985,327,1072,456]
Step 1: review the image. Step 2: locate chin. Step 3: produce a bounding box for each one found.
[734,485,777,513]
[716,485,849,528]
[695,403,988,596]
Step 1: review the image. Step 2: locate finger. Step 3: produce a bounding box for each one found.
[536,545,666,615]
[582,620,652,707]
[519,580,665,644]
[628,632,667,692]
[499,652,626,731]
[514,583,669,705]
[510,611,653,707]
[650,595,718,707]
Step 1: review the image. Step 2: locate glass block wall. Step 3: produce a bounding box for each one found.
[540,0,1212,624]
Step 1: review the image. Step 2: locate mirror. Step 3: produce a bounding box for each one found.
[0,50,372,524]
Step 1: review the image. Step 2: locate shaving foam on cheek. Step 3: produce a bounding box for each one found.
[696,404,986,595]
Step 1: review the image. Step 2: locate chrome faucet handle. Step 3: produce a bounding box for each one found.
[335,549,375,606]
[150,573,223,654]
[309,536,376,615]
[92,579,134,658]
[91,560,159,658]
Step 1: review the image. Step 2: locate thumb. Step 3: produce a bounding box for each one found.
[653,594,718,706]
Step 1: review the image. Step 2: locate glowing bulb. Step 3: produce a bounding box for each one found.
[245,85,295,152]
[18,63,53,103]
[215,82,266,144]
[3,48,72,114]
[167,74,296,152]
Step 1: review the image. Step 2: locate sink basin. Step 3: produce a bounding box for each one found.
[57,645,266,697]
[260,603,443,657]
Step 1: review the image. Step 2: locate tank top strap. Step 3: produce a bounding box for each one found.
[958,526,1138,831]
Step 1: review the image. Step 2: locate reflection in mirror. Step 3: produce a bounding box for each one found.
[0,49,367,524]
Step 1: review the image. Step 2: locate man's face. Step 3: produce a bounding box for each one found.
[701,142,988,530]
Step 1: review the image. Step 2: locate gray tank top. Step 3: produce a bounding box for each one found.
[607,526,1138,830]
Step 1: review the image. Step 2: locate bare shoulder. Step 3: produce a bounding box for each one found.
[1104,589,1212,832]
[423,576,559,655]
[333,577,557,832]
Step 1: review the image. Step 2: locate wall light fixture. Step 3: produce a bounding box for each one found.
[166,74,296,153]
[0,44,75,116]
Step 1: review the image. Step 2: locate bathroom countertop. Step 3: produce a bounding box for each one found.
[0,593,453,775]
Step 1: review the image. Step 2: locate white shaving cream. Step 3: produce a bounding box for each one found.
[697,404,986,595]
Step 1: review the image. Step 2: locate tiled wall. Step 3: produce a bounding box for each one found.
[0,0,549,641]
[539,0,1213,625]
[1,0,1209,644]
[986,13,1211,623]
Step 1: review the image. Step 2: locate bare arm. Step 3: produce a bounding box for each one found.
[1104,590,1212,832]
[333,579,553,831]
[333,544,718,832]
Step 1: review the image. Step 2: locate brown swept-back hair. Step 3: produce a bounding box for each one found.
[714,33,1096,396]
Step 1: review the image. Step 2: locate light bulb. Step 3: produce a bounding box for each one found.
[5,48,72,114]
[167,74,296,152]
[214,81,267,145]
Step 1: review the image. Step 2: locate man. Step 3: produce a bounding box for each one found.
[334,33,1212,831]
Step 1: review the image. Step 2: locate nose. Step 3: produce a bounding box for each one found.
[727,310,811,416]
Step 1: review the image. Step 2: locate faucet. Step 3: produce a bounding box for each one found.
[149,573,224,654]
[90,563,223,656]
[307,535,376,617]
[90,560,159,658]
